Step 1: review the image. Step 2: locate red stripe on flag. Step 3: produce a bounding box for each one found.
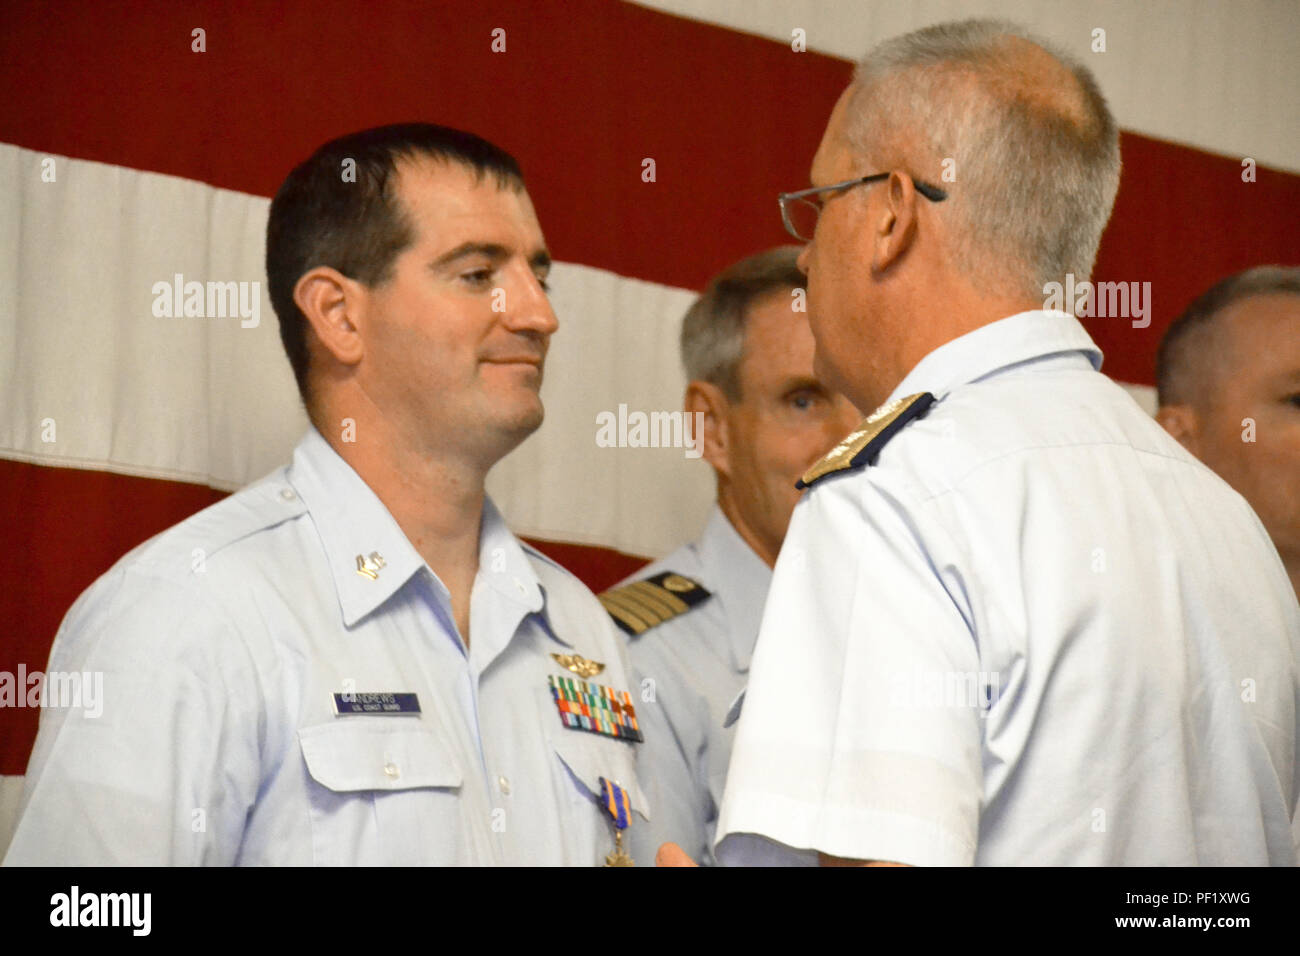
[3,2,1296,379]
[0,459,226,773]
[1089,132,1300,386]
[4,1,1298,376]
[0,0,851,292]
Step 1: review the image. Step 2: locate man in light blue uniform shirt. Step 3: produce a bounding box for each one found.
[5,124,649,866]
[700,20,1300,867]
[599,248,859,864]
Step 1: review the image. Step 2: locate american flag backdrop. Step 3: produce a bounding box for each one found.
[2,0,1298,844]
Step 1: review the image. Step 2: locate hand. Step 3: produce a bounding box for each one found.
[655,842,699,867]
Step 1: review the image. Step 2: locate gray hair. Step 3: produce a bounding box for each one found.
[1157,265,1300,406]
[845,18,1121,298]
[680,246,805,399]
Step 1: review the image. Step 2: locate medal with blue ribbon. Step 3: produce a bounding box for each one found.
[599,777,634,867]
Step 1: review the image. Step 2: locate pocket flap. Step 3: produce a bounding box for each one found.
[299,721,463,792]
[552,733,650,822]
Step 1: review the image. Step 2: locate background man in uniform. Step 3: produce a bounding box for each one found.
[1156,265,1300,600]
[599,247,859,864]
[5,124,649,866]
[668,19,1299,866]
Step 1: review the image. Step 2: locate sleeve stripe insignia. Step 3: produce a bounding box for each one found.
[797,392,937,490]
[599,571,712,636]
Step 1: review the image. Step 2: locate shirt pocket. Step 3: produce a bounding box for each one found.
[550,730,651,863]
[298,721,466,865]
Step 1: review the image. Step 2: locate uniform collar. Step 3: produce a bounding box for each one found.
[475,502,548,629]
[697,506,772,673]
[287,428,544,629]
[886,310,1103,405]
[466,505,551,668]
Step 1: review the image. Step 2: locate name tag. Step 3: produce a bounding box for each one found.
[332,692,422,716]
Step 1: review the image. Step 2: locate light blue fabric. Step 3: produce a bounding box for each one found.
[5,428,648,865]
[623,506,771,866]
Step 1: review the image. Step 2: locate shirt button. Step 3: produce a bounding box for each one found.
[383,761,400,779]
[497,775,511,796]
[513,578,527,596]
[279,488,297,501]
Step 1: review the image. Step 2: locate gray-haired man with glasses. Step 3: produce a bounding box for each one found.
[660,18,1299,867]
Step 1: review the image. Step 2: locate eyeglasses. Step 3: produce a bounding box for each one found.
[778,172,948,242]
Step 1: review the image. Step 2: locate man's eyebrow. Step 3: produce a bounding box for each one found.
[429,242,552,272]
[781,376,827,393]
[430,242,510,268]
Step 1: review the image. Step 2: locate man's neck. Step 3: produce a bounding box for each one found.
[716,487,778,569]
[859,281,1043,412]
[315,407,487,644]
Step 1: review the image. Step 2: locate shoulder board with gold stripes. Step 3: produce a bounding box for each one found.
[599,571,712,637]
[797,392,936,490]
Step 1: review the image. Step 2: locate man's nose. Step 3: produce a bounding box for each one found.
[506,271,559,337]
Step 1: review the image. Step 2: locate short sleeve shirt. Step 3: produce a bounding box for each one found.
[717,311,1300,866]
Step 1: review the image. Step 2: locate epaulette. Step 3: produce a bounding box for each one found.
[797,391,936,489]
[599,571,712,636]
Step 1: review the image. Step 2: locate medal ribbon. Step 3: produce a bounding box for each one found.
[599,777,630,831]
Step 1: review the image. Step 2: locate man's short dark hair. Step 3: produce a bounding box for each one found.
[266,123,524,409]
[680,246,806,400]
[1156,265,1300,407]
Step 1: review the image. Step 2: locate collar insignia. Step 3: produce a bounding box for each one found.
[355,551,387,580]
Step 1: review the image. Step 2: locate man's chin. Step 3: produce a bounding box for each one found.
[494,399,545,447]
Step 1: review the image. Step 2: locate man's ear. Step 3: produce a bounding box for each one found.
[685,380,731,477]
[293,266,366,368]
[1155,404,1202,457]
[871,171,920,275]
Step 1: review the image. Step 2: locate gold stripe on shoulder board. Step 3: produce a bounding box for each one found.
[798,392,936,489]
[599,592,656,635]
[600,572,712,636]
